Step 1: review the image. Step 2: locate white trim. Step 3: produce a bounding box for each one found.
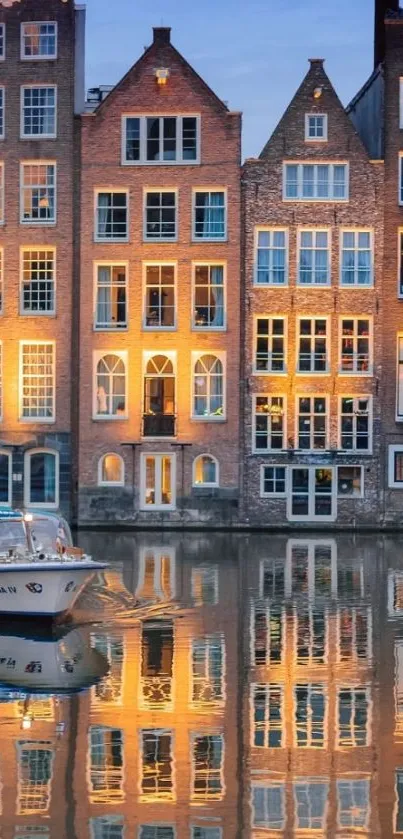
[397,334,403,421]
[140,452,177,512]
[0,449,12,507]
[191,261,227,331]
[398,228,403,299]
[400,79,403,130]
[93,261,128,331]
[253,314,287,375]
[20,21,58,61]
[388,445,403,488]
[304,113,328,142]
[295,393,329,451]
[0,339,2,419]
[260,464,287,498]
[0,162,4,225]
[287,466,337,523]
[20,160,57,226]
[0,253,3,313]
[0,24,5,61]
[142,261,177,331]
[296,228,331,286]
[121,114,201,166]
[285,539,337,598]
[19,340,56,423]
[338,315,373,376]
[92,349,128,421]
[399,153,403,206]
[337,394,373,454]
[138,728,175,801]
[97,453,125,487]
[337,465,364,499]
[191,350,226,421]
[136,546,176,600]
[24,448,59,509]
[283,160,349,202]
[339,228,374,288]
[19,245,56,316]
[190,731,225,802]
[253,394,287,453]
[254,227,289,287]
[143,187,178,242]
[192,454,219,488]
[0,87,5,140]
[20,84,57,140]
[295,314,330,373]
[191,187,227,243]
[94,188,129,243]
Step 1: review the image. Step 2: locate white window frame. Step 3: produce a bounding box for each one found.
[97,453,125,487]
[338,395,372,454]
[340,228,373,287]
[20,21,57,61]
[0,250,3,312]
[337,778,370,830]
[192,261,226,331]
[396,769,403,833]
[93,261,128,331]
[136,546,176,601]
[91,816,125,839]
[297,228,330,286]
[94,188,129,243]
[0,448,12,507]
[295,394,329,451]
[252,782,286,831]
[285,539,337,598]
[400,153,403,206]
[140,453,177,511]
[190,732,225,802]
[339,316,373,376]
[296,316,330,373]
[337,465,364,498]
[191,564,219,606]
[336,685,371,748]
[294,781,329,830]
[253,395,286,453]
[19,341,55,422]
[260,464,287,498]
[0,162,4,224]
[389,445,403,488]
[253,315,287,375]
[88,724,125,804]
[191,351,226,421]
[20,246,56,316]
[336,606,372,663]
[143,261,177,331]
[0,87,5,140]
[142,350,177,433]
[251,682,284,749]
[0,24,5,61]
[398,229,403,298]
[397,334,403,420]
[121,114,201,165]
[190,828,222,839]
[254,227,289,286]
[24,448,59,509]
[192,188,227,242]
[143,188,178,242]
[92,350,128,421]
[20,160,56,225]
[17,740,55,815]
[139,729,174,801]
[191,635,225,707]
[305,113,328,141]
[21,85,57,139]
[294,607,328,666]
[293,683,327,748]
[287,467,337,523]
[283,161,349,201]
[192,454,219,488]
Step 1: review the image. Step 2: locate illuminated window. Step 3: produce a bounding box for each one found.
[305,113,327,140]
[294,782,328,829]
[94,264,127,329]
[192,636,224,705]
[21,249,55,314]
[255,229,287,285]
[17,741,54,815]
[21,22,57,59]
[123,115,199,164]
[90,816,125,839]
[141,454,176,510]
[191,734,223,801]
[252,783,285,830]
[297,396,328,450]
[337,779,370,828]
[397,337,403,419]
[389,445,403,487]
[252,606,283,665]
[0,87,4,138]
[340,318,371,374]
[296,609,326,665]
[91,634,125,705]
[24,449,59,508]
[144,264,176,328]
[139,828,174,839]
[95,191,128,241]
[253,684,283,748]
[20,343,55,421]
[22,87,56,138]
[191,564,219,606]
[193,264,225,328]
[341,230,372,286]
[144,191,177,240]
[254,316,286,372]
[254,396,285,451]
[337,607,372,663]
[294,684,326,747]
[141,620,173,709]
[93,352,127,419]
[400,154,403,205]
[284,162,348,200]
[140,730,173,800]
[21,163,56,224]
[136,548,175,601]
[297,318,328,371]
[339,396,371,451]
[0,449,11,505]
[193,454,219,487]
[289,468,335,521]
[298,230,330,285]
[337,687,370,747]
[143,354,176,437]
[399,231,403,297]
[98,454,124,486]
[0,25,5,59]
[337,465,364,497]
[260,466,286,497]
[192,354,225,419]
[88,725,124,803]
[193,191,226,240]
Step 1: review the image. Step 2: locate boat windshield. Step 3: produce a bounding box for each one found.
[0,520,27,552]
[29,516,72,552]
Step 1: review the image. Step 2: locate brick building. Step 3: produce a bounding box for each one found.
[241,58,384,527]
[0,0,85,519]
[77,27,241,526]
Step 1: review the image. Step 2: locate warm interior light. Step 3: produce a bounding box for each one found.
[39,196,49,208]
[313,86,323,99]
[155,67,170,86]
[21,714,32,730]
[24,513,33,522]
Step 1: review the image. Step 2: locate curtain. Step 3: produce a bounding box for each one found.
[43,453,56,503]
[211,266,224,327]
[97,266,111,325]
[210,192,224,238]
[98,194,110,237]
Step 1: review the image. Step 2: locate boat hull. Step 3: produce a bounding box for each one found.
[0,563,105,615]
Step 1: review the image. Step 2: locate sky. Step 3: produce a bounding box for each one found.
[83,0,375,160]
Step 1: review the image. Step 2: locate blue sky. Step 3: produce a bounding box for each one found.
[84,0,374,159]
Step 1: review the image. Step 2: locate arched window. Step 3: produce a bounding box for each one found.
[193,354,224,419]
[193,455,219,487]
[98,453,125,486]
[144,353,176,437]
[0,450,12,506]
[94,352,127,418]
[24,448,59,508]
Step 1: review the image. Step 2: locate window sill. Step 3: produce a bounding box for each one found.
[282,197,349,203]
[20,135,57,141]
[93,325,128,331]
[338,371,373,377]
[261,493,287,499]
[92,415,129,422]
[192,326,227,332]
[339,283,374,289]
[98,482,125,488]
[143,238,178,244]
[20,56,57,62]
[192,237,228,244]
[140,436,177,441]
[140,505,177,512]
[122,160,200,166]
[253,282,289,288]
[287,515,337,522]
[296,283,331,288]
[20,311,56,317]
[295,371,330,376]
[94,237,129,244]
[21,221,56,227]
[19,417,56,424]
[191,416,226,423]
[253,370,287,376]
[142,326,177,332]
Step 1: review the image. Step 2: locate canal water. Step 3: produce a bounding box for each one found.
[0,531,403,838]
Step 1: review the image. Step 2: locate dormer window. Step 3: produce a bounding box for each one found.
[122,115,200,165]
[305,114,327,141]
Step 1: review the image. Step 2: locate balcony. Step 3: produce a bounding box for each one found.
[141,676,172,709]
[143,413,176,438]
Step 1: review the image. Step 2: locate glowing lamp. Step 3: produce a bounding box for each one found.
[155,67,170,86]
[313,87,323,99]
[24,513,33,522]
[21,714,32,730]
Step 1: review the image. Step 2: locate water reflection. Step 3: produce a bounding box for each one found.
[0,533,402,836]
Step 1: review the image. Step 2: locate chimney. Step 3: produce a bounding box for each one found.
[153,27,171,46]
[374,0,400,67]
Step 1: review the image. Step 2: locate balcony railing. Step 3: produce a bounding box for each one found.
[143,413,176,437]
[141,675,172,708]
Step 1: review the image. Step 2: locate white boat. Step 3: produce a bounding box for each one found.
[0,508,107,616]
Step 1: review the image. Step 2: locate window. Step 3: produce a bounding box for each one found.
[22,87,56,138]
[294,684,326,747]
[91,634,125,706]
[21,22,57,59]
[24,449,59,508]
[341,230,372,286]
[123,115,199,164]
[337,687,370,747]
[98,454,124,486]
[396,770,403,832]
[296,609,327,665]
[0,163,4,224]
[284,162,348,200]
[193,264,225,329]
[390,445,403,488]
[337,466,364,497]
[20,342,55,421]
[21,162,56,224]
[193,455,219,487]
[339,397,371,452]
[298,230,330,285]
[294,782,328,830]
[141,454,176,510]
[253,605,283,665]
[144,191,176,240]
[254,317,286,373]
[193,191,226,240]
[141,730,173,800]
[0,24,5,60]
[90,816,125,839]
[297,396,327,450]
[259,560,285,599]
[136,548,176,602]
[0,450,11,505]
[192,636,224,706]
[0,341,2,416]
[192,354,225,419]
[88,725,124,803]
[252,784,285,830]
[260,465,286,498]
[289,468,335,521]
[297,318,328,372]
[139,828,174,839]
[17,741,54,815]
[337,607,372,663]
[288,541,335,598]
[141,620,173,709]
[254,396,285,451]
[255,229,288,285]
[398,336,403,419]
[400,154,403,205]
[0,87,4,139]
[340,318,371,374]
[252,684,283,748]
[400,79,403,129]
[94,264,127,329]
[144,264,176,329]
[21,249,55,314]
[95,191,128,241]
[399,231,403,297]
[191,734,223,801]
[191,565,219,606]
[191,829,222,839]
[305,113,327,140]
[143,354,176,437]
[94,352,127,419]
